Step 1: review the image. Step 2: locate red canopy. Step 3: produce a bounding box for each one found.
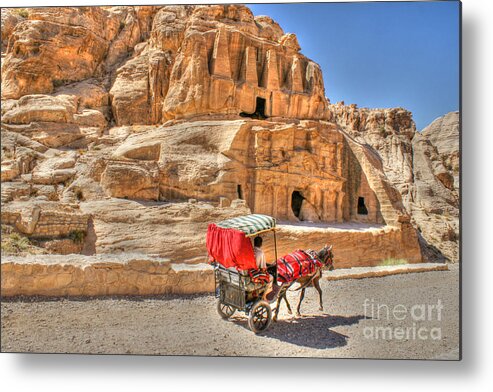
[206,223,257,270]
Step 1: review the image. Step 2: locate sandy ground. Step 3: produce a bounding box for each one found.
[1,266,460,359]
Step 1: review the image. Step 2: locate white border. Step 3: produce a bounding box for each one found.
[2,0,492,390]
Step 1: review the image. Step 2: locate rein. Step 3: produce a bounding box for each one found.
[315,248,334,270]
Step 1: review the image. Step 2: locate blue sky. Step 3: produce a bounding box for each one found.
[248,1,460,130]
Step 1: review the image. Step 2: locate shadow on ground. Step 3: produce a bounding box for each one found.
[231,313,366,349]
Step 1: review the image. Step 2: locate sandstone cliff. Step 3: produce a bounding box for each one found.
[2,6,327,124]
[411,112,460,262]
[1,5,458,270]
[328,104,460,262]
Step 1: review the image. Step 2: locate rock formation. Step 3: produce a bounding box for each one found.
[411,112,460,262]
[2,6,327,125]
[421,111,460,189]
[327,104,460,262]
[1,4,460,297]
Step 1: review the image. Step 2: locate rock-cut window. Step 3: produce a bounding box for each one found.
[357,197,368,215]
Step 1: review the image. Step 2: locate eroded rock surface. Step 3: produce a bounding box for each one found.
[410,112,460,262]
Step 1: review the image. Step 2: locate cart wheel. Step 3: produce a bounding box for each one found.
[217,300,236,319]
[248,300,272,334]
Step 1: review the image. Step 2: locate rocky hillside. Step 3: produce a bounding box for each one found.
[1,5,459,265]
[328,105,460,262]
[421,111,460,189]
[412,112,460,262]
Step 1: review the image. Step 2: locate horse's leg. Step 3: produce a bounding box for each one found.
[283,292,293,315]
[296,288,306,317]
[273,289,285,322]
[313,275,323,311]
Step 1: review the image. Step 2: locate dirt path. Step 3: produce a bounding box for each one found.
[1,266,460,359]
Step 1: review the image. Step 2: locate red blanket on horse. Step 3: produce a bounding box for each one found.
[276,250,322,284]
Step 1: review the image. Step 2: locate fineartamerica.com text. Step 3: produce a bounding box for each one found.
[362,298,443,341]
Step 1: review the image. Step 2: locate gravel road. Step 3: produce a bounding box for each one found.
[1,266,460,359]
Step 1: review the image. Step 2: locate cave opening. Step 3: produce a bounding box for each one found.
[237,184,243,200]
[291,191,305,219]
[240,97,267,119]
[357,196,368,215]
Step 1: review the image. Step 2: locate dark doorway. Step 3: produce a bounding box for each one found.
[240,97,267,119]
[291,191,305,219]
[255,97,266,118]
[237,184,243,200]
[357,197,368,215]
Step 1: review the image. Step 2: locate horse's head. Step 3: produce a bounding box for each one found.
[318,244,334,271]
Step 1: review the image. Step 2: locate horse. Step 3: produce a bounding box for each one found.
[272,244,334,322]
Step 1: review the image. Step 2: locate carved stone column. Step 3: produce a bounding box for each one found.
[336,190,345,222]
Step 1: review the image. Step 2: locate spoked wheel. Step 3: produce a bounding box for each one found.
[217,300,236,319]
[248,300,272,334]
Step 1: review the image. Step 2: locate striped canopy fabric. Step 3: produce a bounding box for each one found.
[216,214,276,236]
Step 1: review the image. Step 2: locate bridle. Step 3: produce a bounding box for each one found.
[318,245,334,271]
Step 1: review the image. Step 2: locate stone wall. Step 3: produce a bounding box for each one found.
[1,220,421,297]
[262,221,422,269]
[1,254,214,297]
[26,210,88,237]
[1,201,89,238]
